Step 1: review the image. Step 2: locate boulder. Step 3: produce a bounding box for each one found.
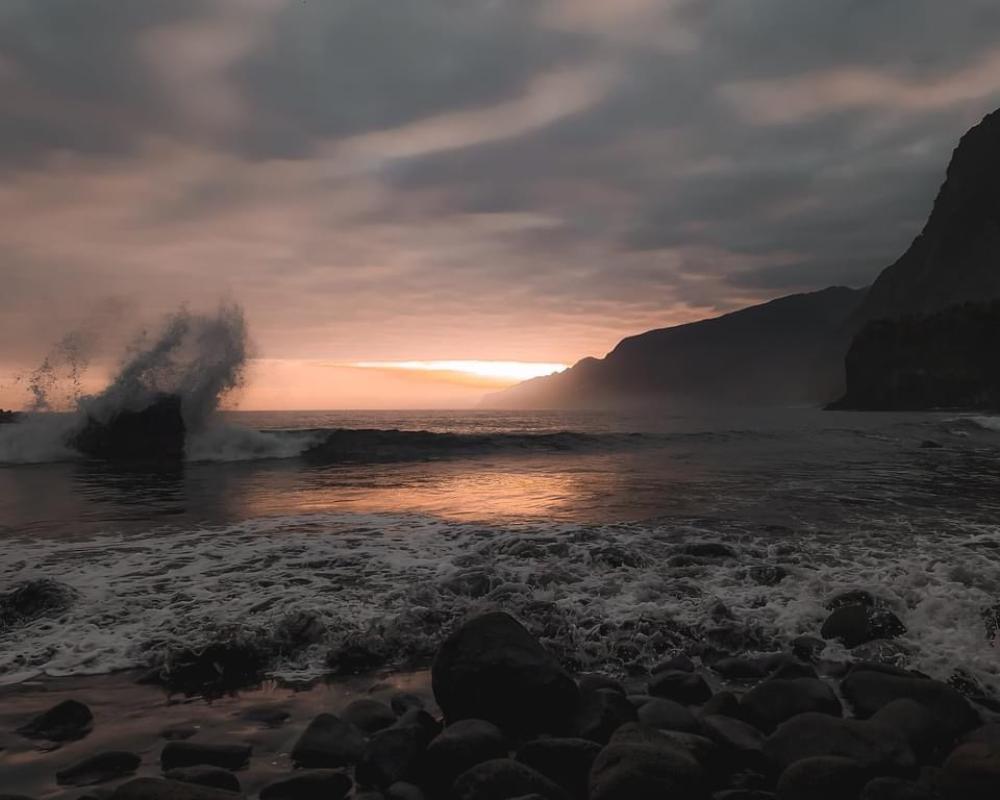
[841,669,979,737]
[452,759,570,800]
[70,393,185,462]
[764,712,915,773]
[111,778,239,800]
[422,719,508,791]
[160,741,250,771]
[871,699,948,761]
[572,689,638,744]
[821,604,906,648]
[860,777,935,799]
[701,691,742,720]
[0,579,76,629]
[578,674,626,695]
[386,783,425,800]
[637,697,700,732]
[343,699,398,734]
[291,714,365,768]
[16,699,92,741]
[56,751,141,786]
[775,756,867,800]
[652,654,696,673]
[588,723,706,800]
[259,770,353,800]
[701,715,769,772]
[240,705,291,728]
[431,612,579,734]
[390,693,425,716]
[357,723,427,788]
[517,738,601,800]
[647,670,712,704]
[163,767,241,792]
[740,679,841,732]
[939,740,1000,800]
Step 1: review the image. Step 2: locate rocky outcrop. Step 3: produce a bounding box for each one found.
[0,408,20,424]
[830,301,1000,410]
[69,393,185,461]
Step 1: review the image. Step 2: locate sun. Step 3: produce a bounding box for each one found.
[352,360,567,384]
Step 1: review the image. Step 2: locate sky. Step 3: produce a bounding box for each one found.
[3,0,1000,409]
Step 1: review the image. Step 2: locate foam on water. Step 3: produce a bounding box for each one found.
[0,511,996,695]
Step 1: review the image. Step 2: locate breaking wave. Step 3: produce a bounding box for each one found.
[0,511,996,698]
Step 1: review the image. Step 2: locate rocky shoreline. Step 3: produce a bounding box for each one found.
[2,607,998,800]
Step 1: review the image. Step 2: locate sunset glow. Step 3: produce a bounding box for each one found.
[353,360,568,383]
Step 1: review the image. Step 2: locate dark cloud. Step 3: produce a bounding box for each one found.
[3,0,1000,405]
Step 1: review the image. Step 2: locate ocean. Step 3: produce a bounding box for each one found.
[1,408,998,696]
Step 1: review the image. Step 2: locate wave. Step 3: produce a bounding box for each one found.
[0,511,996,696]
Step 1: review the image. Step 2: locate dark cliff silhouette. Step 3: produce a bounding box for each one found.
[487,287,865,409]
[69,394,186,462]
[489,109,1000,411]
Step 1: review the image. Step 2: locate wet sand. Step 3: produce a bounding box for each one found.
[0,669,435,797]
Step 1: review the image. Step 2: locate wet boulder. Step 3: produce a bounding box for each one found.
[56,751,141,786]
[700,715,769,773]
[111,778,240,799]
[357,722,428,788]
[637,698,700,733]
[431,612,579,735]
[163,766,241,792]
[588,723,706,800]
[71,393,185,462]
[291,714,365,768]
[16,699,92,742]
[939,740,1000,800]
[821,604,906,648]
[453,759,570,800]
[764,712,916,774]
[343,699,398,734]
[422,719,508,792]
[572,689,638,744]
[774,756,867,800]
[860,776,935,799]
[647,670,712,704]
[260,770,352,800]
[517,738,602,800]
[740,679,841,733]
[160,741,251,772]
[840,669,979,738]
[0,579,76,629]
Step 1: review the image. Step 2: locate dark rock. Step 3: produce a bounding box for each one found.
[110,778,239,799]
[452,759,569,800]
[712,657,770,681]
[16,699,92,742]
[390,693,425,716]
[357,723,427,788]
[962,723,1000,745]
[588,723,706,800]
[826,590,878,610]
[871,699,948,762]
[919,440,943,449]
[158,638,270,696]
[627,694,654,709]
[860,777,934,799]
[431,612,579,734]
[653,653,696,673]
[326,638,388,674]
[57,751,141,786]
[578,674,625,695]
[701,715,768,772]
[939,741,1000,800]
[648,670,712,704]
[841,669,980,737]
[517,738,601,800]
[775,756,867,800]
[0,409,20,424]
[740,678,842,732]
[0,579,76,628]
[821,604,906,648]
[259,770,353,800]
[637,698,700,732]
[764,712,915,773]
[343,699,398,734]
[701,691,742,719]
[791,636,826,662]
[713,792,776,800]
[160,741,250,771]
[572,689,638,744]
[164,766,241,792]
[422,719,508,792]
[71,393,185,462]
[386,782,425,800]
[655,729,721,772]
[291,714,365,768]
[395,708,442,743]
[273,610,326,651]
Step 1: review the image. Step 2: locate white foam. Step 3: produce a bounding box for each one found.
[0,511,996,695]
